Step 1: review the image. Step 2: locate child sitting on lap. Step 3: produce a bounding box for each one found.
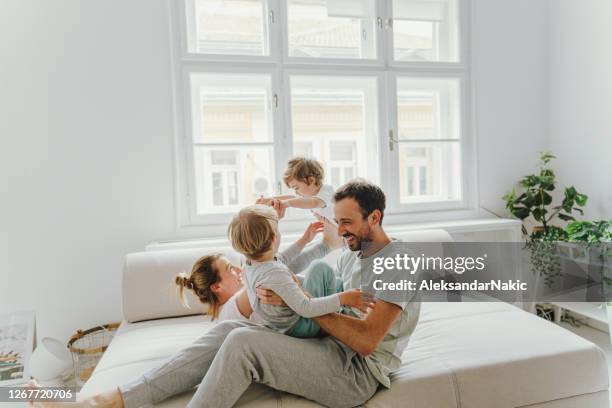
[228,204,372,338]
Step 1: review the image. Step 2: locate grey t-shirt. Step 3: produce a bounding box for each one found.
[336,240,421,388]
[244,241,341,334]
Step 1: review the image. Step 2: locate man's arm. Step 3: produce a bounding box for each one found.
[312,300,402,357]
[255,287,400,356]
[286,240,331,274]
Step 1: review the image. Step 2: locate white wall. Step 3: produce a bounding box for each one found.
[472,0,550,216]
[548,0,612,220]
[0,0,176,341]
[0,0,552,342]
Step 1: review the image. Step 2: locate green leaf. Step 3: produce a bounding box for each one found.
[522,192,536,208]
[532,208,547,221]
[520,175,538,188]
[575,193,588,206]
[502,190,516,203]
[558,213,575,222]
[511,206,531,220]
[540,151,556,164]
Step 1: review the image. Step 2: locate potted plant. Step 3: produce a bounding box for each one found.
[502,152,588,288]
[503,152,588,240]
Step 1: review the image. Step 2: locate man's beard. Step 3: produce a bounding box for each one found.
[342,229,372,251]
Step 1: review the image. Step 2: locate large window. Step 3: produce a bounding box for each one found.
[172,0,471,225]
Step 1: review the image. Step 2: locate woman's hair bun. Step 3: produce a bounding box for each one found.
[175,272,194,290]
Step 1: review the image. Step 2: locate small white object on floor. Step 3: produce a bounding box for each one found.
[30,337,72,382]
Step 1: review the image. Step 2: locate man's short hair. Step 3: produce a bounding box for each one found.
[333,179,386,225]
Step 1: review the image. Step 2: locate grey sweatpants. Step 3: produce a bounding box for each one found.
[119,320,380,408]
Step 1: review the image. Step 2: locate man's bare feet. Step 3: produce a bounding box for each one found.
[25,379,124,408]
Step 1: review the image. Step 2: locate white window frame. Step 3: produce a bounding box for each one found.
[168,0,477,233]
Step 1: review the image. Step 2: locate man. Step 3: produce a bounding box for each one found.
[34,180,420,408]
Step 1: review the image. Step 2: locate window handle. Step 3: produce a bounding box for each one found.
[269,10,275,24]
[377,17,392,30]
[273,94,278,109]
[388,130,399,151]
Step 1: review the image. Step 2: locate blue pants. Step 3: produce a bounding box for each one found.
[288,261,344,338]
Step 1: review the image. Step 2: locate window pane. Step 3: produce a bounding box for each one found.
[398,142,461,203]
[194,146,274,213]
[397,78,460,141]
[294,141,314,158]
[419,165,428,195]
[331,167,341,186]
[290,76,379,189]
[189,0,267,56]
[190,73,273,143]
[212,172,224,206]
[287,0,376,59]
[407,167,416,195]
[210,150,238,165]
[344,167,354,182]
[329,141,355,161]
[392,0,459,62]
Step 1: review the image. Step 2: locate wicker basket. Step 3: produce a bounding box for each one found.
[67,323,120,386]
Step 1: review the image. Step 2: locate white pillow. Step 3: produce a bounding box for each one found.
[122,247,241,322]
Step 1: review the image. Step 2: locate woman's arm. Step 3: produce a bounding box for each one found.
[235,289,253,319]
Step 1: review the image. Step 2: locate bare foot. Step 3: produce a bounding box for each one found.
[25,380,124,408]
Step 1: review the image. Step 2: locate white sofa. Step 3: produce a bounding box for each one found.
[81,230,610,407]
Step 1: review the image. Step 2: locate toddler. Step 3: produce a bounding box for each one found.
[228,204,372,337]
[258,157,336,225]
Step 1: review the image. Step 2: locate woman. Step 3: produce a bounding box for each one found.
[175,219,344,323]
[175,252,261,323]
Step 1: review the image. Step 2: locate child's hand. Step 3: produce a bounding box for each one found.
[256,195,272,205]
[270,199,287,219]
[301,221,324,243]
[339,289,376,313]
[274,199,289,212]
[256,287,287,306]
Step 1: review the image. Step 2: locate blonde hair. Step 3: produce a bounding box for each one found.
[283,157,324,188]
[175,253,223,319]
[228,205,278,261]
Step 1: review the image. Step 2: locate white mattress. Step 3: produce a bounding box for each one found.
[80,303,609,408]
